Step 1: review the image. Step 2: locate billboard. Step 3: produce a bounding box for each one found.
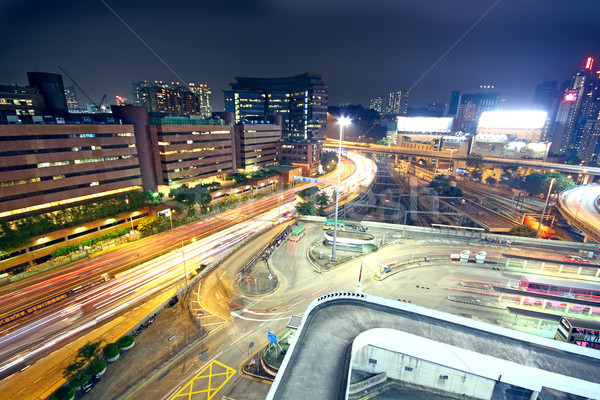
[396,117,453,133]
[477,111,547,130]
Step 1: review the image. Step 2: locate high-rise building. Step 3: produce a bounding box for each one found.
[64,86,80,112]
[426,102,448,117]
[453,91,500,133]
[224,73,328,142]
[369,96,383,113]
[386,90,408,116]
[577,120,600,163]
[132,81,212,118]
[549,57,600,156]
[0,83,46,124]
[448,91,461,117]
[188,83,212,118]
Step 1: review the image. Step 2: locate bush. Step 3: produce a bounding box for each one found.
[103,343,120,359]
[70,372,89,388]
[117,335,135,349]
[50,386,75,400]
[86,359,106,375]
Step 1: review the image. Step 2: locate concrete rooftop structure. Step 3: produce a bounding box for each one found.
[267,292,600,400]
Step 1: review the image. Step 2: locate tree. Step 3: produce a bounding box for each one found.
[321,151,338,173]
[295,201,316,215]
[508,224,538,237]
[136,216,160,234]
[315,192,329,216]
[521,172,574,196]
[376,138,390,146]
[430,175,463,197]
[485,176,497,186]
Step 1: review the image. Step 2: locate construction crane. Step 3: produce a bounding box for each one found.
[57,65,107,111]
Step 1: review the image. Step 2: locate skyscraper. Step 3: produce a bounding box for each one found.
[453,91,500,133]
[549,57,600,157]
[369,96,383,113]
[224,73,328,142]
[386,90,408,116]
[132,81,212,118]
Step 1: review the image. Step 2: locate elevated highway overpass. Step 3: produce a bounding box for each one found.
[558,184,600,243]
[325,139,600,182]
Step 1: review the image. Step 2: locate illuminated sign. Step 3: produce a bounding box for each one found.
[477,111,547,130]
[396,117,453,133]
[585,57,594,70]
[565,92,577,101]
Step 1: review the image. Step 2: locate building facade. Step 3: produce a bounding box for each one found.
[132,81,212,118]
[234,121,282,173]
[0,123,142,219]
[224,73,328,142]
[549,57,600,157]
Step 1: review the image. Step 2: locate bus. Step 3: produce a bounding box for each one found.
[291,225,305,242]
[323,220,366,232]
[555,316,600,349]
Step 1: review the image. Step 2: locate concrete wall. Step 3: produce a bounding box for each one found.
[353,345,495,399]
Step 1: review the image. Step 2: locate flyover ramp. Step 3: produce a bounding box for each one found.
[558,184,600,243]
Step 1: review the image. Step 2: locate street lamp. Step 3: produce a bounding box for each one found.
[330,116,351,262]
[537,177,555,238]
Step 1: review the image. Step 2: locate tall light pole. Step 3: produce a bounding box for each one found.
[537,177,555,238]
[330,116,351,261]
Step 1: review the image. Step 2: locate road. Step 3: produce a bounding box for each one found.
[0,152,376,398]
[126,223,581,400]
[558,183,600,242]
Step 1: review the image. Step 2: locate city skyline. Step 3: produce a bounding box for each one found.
[1,0,599,110]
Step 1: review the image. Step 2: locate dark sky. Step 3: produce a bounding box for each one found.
[1,0,599,111]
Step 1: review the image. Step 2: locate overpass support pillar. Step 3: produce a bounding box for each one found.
[530,390,539,400]
[583,234,590,243]
[394,154,398,164]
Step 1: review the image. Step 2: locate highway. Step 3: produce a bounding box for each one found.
[0,152,377,398]
[558,183,600,243]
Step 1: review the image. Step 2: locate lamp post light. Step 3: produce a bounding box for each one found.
[181,240,188,288]
[330,116,351,262]
[537,177,555,238]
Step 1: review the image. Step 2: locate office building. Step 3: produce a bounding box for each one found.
[577,120,600,163]
[64,86,80,113]
[132,80,212,118]
[448,90,461,117]
[453,91,500,133]
[386,90,408,116]
[224,73,328,143]
[0,123,142,219]
[0,84,46,124]
[369,96,383,113]
[426,102,448,117]
[549,57,600,156]
[27,72,69,116]
[234,118,282,173]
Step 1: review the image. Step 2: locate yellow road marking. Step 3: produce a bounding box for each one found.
[171,360,236,400]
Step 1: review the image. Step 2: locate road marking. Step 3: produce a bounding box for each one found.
[171,360,236,400]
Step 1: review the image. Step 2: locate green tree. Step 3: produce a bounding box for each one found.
[295,201,316,215]
[315,192,329,216]
[376,138,390,146]
[485,176,497,186]
[226,173,248,185]
[508,224,538,237]
[137,216,160,234]
[321,151,338,173]
[521,172,574,196]
[430,175,463,197]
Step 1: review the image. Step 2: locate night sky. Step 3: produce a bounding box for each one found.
[1,0,599,111]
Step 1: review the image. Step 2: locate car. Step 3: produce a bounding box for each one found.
[563,255,590,264]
